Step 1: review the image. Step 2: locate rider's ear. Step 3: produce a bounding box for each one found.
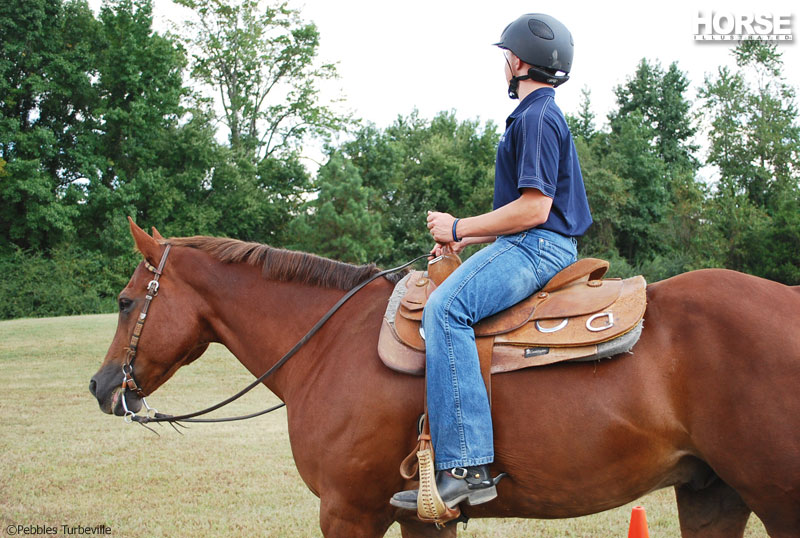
[128,216,163,266]
[151,226,165,241]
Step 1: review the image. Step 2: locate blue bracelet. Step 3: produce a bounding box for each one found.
[452,218,462,242]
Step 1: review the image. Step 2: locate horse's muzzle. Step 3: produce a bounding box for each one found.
[89,364,142,416]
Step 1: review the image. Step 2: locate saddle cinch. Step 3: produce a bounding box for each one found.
[378,255,647,376]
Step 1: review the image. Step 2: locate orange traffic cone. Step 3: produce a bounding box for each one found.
[627,506,650,538]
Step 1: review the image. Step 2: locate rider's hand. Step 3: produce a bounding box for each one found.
[427,211,458,244]
[430,241,466,259]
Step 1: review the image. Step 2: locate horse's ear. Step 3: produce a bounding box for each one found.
[151,226,165,241]
[128,216,162,265]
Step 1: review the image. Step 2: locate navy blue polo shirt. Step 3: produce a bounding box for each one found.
[494,87,592,237]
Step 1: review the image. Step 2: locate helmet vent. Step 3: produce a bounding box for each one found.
[528,19,555,40]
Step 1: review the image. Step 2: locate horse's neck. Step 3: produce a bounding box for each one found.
[199,263,391,401]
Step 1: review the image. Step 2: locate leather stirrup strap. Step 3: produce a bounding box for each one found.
[400,388,426,480]
[476,335,495,405]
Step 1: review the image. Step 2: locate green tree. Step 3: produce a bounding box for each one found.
[756,196,800,283]
[288,152,390,263]
[0,0,99,250]
[174,0,348,162]
[603,111,669,265]
[200,149,310,244]
[0,0,322,317]
[342,111,499,265]
[572,136,631,266]
[601,58,705,272]
[612,59,698,175]
[702,42,799,209]
[566,86,596,140]
[699,42,800,283]
[73,0,197,256]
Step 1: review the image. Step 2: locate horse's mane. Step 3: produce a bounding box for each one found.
[166,236,406,290]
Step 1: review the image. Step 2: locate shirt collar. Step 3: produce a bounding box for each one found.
[506,87,556,128]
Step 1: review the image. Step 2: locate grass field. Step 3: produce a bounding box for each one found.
[0,314,769,537]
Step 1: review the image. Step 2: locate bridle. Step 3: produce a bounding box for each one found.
[119,244,172,425]
[121,244,171,402]
[117,243,428,431]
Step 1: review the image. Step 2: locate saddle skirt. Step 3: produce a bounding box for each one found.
[378,257,646,376]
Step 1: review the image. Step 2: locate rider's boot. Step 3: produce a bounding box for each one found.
[390,464,506,510]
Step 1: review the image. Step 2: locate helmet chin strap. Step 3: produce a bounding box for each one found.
[507,74,529,100]
[505,56,527,100]
[506,61,571,99]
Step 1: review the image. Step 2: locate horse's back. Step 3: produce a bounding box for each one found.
[647,268,799,348]
[648,267,797,302]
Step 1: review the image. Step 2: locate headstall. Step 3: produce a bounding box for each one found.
[121,245,171,410]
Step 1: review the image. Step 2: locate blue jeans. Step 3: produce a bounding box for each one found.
[423,228,578,470]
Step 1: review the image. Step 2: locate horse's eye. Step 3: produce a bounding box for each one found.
[118,298,134,312]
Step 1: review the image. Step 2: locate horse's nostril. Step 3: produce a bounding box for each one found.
[89,378,97,397]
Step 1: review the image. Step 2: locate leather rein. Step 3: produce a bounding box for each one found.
[119,244,428,430]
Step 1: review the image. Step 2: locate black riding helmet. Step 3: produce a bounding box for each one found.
[495,13,573,98]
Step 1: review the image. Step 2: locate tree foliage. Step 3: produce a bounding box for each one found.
[573,59,705,273]
[0,0,94,250]
[76,0,197,255]
[612,59,698,174]
[339,111,499,265]
[288,152,391,263]
[1,3,799,320]
[174,0,348,161]
[699,42,800,282]
[566,86,596,141]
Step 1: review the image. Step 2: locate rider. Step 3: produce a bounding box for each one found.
[391,13,592,510]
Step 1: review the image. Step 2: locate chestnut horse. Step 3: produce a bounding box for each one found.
[90,221,800,537]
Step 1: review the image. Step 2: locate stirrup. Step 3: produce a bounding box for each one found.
[416,447,461,526]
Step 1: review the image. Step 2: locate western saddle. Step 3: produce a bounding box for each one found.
[378,254,646,377]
